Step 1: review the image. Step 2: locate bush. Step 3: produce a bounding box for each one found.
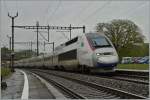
[1,67,11,77]
[118,43,149,61]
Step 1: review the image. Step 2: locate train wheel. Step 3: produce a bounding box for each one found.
[54,66,58,70]
[81,65,86,73]
[86,67,91,74]
[60,65,65,71]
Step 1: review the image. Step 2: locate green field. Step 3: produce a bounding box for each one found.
[117,64,149,70]
[1,67,11,77]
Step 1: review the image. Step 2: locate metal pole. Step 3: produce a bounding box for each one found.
[31,41,32,52]
[9,37,11,50]
[11,17,14,71]
[12,18,14,51]
[7,35,11,51]
[52,42,54,66]
[69,24,71,40]
[53,42,54,52]
[44,41,45,51]
[30,41,32,56]
[8,12,18,72]
[48,25,50,42]
[9,37,11,68]
[83,25,85,33]
[36,21,39,56]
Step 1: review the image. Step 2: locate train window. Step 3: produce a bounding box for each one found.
[45,56,51,60]
[65,37,78,46]
[86,33,112,48]
[58,49,77,61]
[92,37,110,46]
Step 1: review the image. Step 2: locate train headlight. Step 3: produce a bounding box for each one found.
[96,52,115,56]
[96,53,100,56]
[96,53,103,56]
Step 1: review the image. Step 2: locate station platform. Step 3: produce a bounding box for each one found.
[1,69,24,99]
[1,69,66,99]
[25,70,54,99]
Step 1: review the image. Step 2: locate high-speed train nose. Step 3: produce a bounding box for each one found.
[96,55,118,67]
[94,51,119,67]
[97,56,118,64]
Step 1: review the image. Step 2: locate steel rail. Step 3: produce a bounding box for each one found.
[31,71,86,99]
[34,69,147,99]
[107,76,148,85]
[115,74,149,79]
[115,70,149,77]
[90,75,149,85]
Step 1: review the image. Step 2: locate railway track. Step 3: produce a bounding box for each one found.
[58,70,149,85]
[57,69,149,85]
[113,73,148,81]
[29,70,117,99]
[36,68,149,85]
[92,73,149,85]
[43,76,86,99]
[108,70,149,85]
[115,70,149,80]
[104,76,148,85]
[30,69,147,99]
[27,70,86,99]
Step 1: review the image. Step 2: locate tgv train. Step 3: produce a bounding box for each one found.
[15,33,119,72]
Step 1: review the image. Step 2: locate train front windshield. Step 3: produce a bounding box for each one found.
[86,33,112,48]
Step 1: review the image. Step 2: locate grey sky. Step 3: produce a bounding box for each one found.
[0,0,149,53]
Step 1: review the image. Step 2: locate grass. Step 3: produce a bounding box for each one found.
[1,67,12,78]
[117,64,149,70]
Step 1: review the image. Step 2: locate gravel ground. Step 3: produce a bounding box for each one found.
[35,69,149,97]
[111,75,149,83]
[32,71,119,99]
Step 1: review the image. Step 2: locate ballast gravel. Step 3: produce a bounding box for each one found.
[32,71,118,99]
[36,69,149,97]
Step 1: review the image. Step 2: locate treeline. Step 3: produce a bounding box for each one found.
[1,47,36,61]
[118,43,149,60]
[96,19,149,60]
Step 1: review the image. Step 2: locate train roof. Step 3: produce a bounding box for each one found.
[54,32,105,51]
[55,36,79,51]
[85,32,105,37]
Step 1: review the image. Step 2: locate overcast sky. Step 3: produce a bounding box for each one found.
[0,0,149,53]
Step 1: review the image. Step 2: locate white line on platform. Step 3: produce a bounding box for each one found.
[31,72,67,99]
[18,70,29,100]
